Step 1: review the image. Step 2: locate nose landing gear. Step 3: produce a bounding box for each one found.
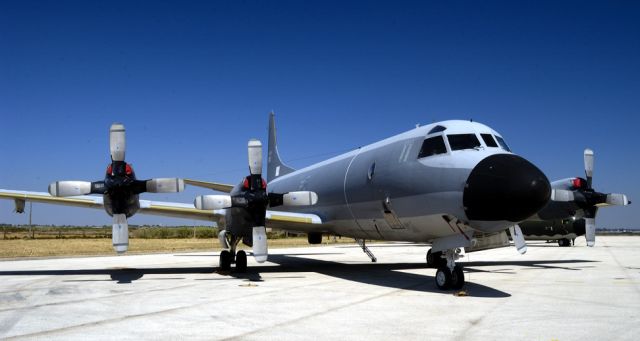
[430,248,465,290]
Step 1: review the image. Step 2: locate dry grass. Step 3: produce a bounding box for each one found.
[0,237,357,258]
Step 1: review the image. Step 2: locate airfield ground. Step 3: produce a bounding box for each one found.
[0,236,638,340]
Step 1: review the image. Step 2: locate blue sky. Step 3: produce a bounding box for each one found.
[1,1,638,228]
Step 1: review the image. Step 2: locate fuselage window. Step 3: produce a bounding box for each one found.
[481,133,498,147]
[447,134,481,151]
[418,135,447,158]
[495,135,511,152]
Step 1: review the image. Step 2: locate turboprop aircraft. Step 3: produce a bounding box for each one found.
[2,114,568,290]
[518,149,630,246]
[186,113,559,289]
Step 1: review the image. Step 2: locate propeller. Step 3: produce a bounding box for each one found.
[48,123,185,253]
[509,224,527,254]
[194,139,317,263]
[551,149,630,247]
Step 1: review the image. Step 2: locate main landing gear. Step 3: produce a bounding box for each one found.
[219,231,247,273]
[557,238,574,247]
[427,248,465,290]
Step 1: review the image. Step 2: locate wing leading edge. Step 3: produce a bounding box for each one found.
[0,189,323,230]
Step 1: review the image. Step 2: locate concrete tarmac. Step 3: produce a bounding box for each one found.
[0,236,638,340]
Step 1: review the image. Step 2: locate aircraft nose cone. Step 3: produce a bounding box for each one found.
[463,154,551,222]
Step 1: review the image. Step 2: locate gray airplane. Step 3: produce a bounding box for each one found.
[2,114,587,290]
[189,113,555,290]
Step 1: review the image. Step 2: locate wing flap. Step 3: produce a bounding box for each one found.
[265,210,325,232]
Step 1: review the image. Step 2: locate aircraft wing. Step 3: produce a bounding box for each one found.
[0,189,324,230]
[265,210,325,232]
[183,179,235,193]
[0,189,218,222]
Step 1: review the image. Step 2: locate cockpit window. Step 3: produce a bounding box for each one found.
[428,125,446,134]
[481,133,498,147]
[418,135,447,158]
[495,135,511,152]
[447,134,481,151]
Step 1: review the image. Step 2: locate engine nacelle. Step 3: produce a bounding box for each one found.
[146,178,185,193]
[195,195,232,210]
[48,181,92,197]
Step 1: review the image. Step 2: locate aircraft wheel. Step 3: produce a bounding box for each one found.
[235,250,247,273]
[220,250,232,271]
[435,267,452,290]
[450,265,465,290]
[426,249,444,268]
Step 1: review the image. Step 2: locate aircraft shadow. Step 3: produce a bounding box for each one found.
[0,257,597,297]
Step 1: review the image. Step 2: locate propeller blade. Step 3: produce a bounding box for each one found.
[252,226,268,263]
[194,195,232,210]
[112,213,129,254]
[109,123,126,162]
[584,148,594,189]
[550,189,575,202]
[248,139,263,175]
[605,193,629,206]
[146,178,185,193]
[283,191,319,206]
[509,225,527,254]
[48,181,92,197]
[585,217,596,247]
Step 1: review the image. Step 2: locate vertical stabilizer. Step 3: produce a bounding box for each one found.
[267,112,296,182]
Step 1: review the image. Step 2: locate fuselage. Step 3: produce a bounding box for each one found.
[268,120,551,242]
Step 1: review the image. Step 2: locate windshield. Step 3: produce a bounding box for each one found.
[447,134,481,151]
[418,135,447,158]
[495,135,511,152]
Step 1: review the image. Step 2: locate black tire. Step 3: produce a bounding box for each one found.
[235,250,247,273]
[435,267,452,290]
[426,249,435,267]
[451,265,465,290]
[220,250,232,271]
[427,250,444,268]
[558,238,571,247]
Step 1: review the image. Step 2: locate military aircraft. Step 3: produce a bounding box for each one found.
[518,149,630,246]
[181,113,558,290]
[2,114,581,290]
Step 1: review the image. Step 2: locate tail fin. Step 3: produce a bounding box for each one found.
[267,112,296,182]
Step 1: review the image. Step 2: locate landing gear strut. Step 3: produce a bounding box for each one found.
[219,232,247,273]
[433,248,465,290]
